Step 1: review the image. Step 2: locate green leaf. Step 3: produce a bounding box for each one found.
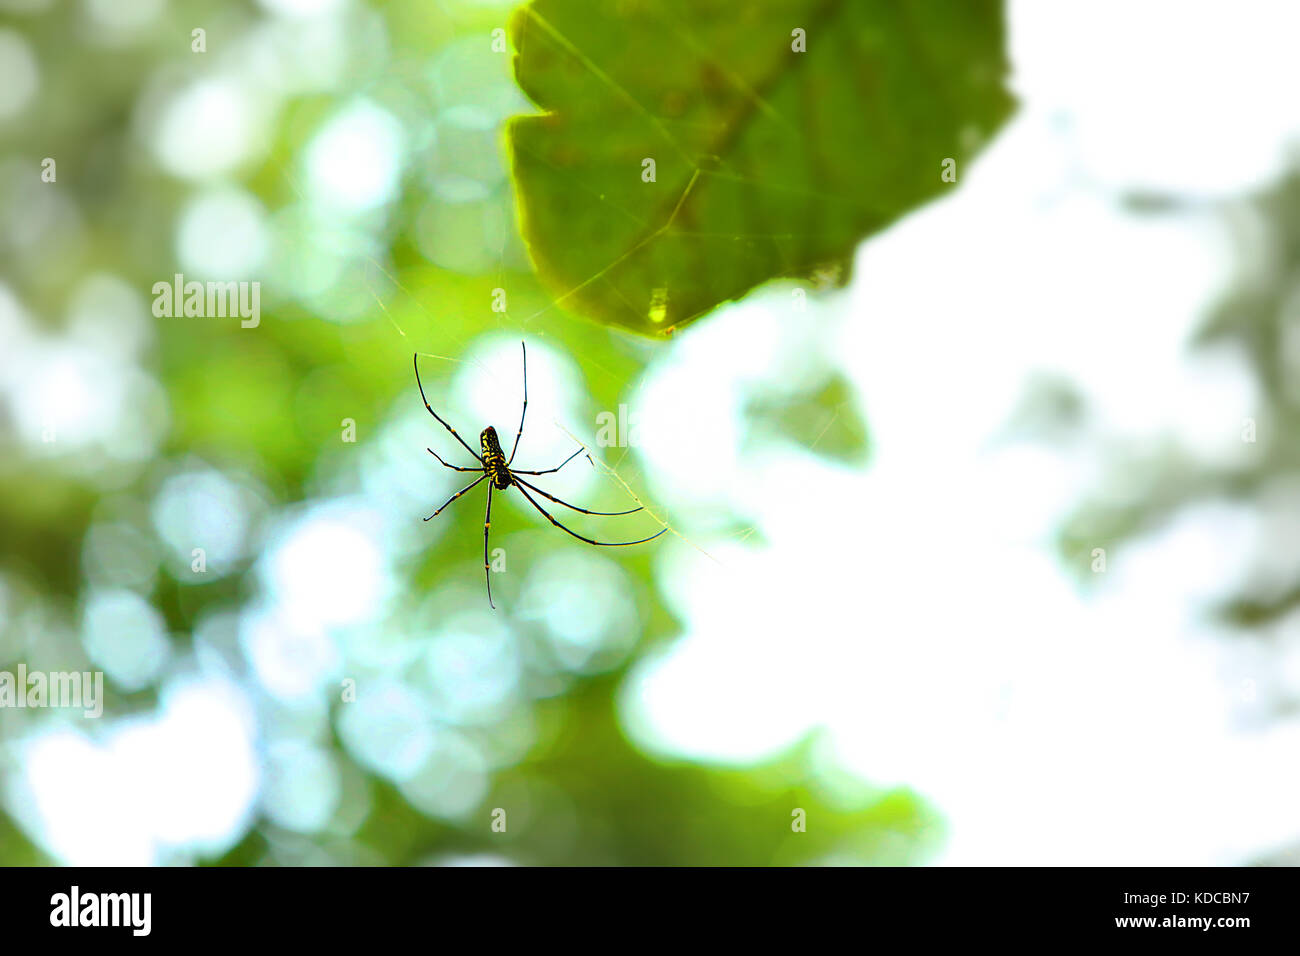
[507,0,1015,336]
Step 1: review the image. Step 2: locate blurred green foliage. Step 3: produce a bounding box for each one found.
[1061,171,1300,645]
[0,0,934,866]
[746,372,870,464]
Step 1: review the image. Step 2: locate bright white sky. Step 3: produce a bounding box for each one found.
[621,0,1300,865]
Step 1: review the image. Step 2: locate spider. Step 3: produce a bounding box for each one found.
[414,343,665,609]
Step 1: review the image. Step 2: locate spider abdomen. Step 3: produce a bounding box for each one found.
[480,426,512,489]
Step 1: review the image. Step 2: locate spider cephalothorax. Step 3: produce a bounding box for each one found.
[414,343,664,608]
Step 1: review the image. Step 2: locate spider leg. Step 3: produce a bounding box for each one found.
[424,474,485,521]
[513,482,666,547]
[511,445,588,476]
[512,476,642,516]
[414,353,484,463]
[507,341,526,465]
[427,448,478,472]
[484,484,495,610]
